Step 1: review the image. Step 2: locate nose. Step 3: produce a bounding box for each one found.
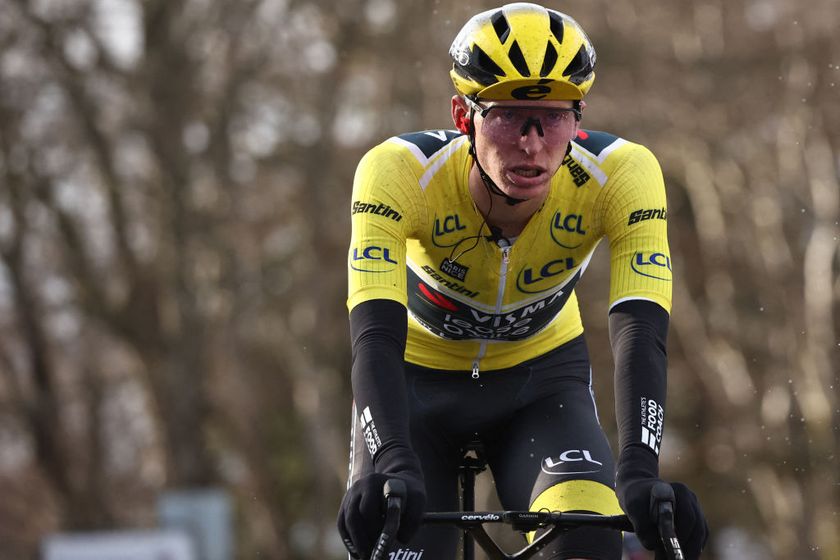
[518,120,545,155]
[520,117,544,137]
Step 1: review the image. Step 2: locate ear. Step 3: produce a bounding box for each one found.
[455,115,471,134]
[451,96,471,134]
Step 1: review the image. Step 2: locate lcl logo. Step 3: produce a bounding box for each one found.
[550,210,587,249]
[516,257,576,293]
[350,245,399,272]
[630,252,672,281]
[541,450,603,475]
[432,214,467,247]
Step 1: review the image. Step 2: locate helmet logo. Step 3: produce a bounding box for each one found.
[455,48,470,66]
[511,84,551,100]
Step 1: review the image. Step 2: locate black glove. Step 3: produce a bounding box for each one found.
[337,470,426,559]
[618,477,709,559]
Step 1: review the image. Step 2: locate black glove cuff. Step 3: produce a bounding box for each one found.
[373,442,424,481]
[616,444,660,490]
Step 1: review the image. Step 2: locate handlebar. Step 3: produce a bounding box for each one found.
[424,510,634,532]
[371,479,685,560]
[369,479,407,560]
[651,481,685,560]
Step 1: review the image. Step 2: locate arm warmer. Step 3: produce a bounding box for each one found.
[349,299,422,478]
[609,299,669,485]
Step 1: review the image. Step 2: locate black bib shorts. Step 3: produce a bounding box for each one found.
[347,335,624,560]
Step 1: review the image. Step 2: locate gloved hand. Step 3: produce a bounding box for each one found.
[337,471,426,559]
[618,478,709,560]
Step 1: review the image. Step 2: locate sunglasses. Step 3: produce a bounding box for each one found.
[465,97,580,141]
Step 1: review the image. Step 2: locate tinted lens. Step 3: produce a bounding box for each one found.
[481,106,576,140]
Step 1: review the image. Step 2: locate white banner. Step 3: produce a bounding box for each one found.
[42,530,195,560]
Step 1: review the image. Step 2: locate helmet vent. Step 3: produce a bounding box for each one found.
[469,44,506,85]
[540,42,558,77]
[508,40,531,77]
[548,11,565,44]
[562,44,594,84]
[490,10,511,43]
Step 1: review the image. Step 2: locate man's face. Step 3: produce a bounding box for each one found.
[454,97,580,203]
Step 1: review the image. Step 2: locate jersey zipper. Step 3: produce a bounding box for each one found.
[472,245,511,379]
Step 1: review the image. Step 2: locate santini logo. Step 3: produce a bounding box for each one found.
[421,265,478,298]
[388,548,425,560]
[628,207,667,225]
[352,201,403,222]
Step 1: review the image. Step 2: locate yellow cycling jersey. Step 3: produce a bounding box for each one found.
[348,129,671,371]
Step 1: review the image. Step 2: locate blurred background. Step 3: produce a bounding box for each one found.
[0,0,837,558]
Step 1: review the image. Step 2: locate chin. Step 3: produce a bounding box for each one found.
[505,182,550,200]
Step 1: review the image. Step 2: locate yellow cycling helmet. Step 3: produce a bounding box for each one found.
[449,3,596,101]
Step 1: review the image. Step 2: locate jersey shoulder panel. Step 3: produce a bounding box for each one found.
[387,130,472,205]
[593,136,665,216]
[584,133,666,242]
[390,129,464,164]
[359,129,467,191]
[571,129,656,174]
[573,130,623,158]
[566,130,635,188]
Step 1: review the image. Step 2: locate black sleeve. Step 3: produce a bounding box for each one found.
[609,299,669,485]
[349,299,422,478]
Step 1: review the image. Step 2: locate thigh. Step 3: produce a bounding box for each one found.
[399,360,541,559]
[403,397,462,559]
[487,352,623,558]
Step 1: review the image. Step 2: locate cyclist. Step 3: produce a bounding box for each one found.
[338,3,709,559]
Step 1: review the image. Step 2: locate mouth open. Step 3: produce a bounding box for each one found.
[506,165,547,186]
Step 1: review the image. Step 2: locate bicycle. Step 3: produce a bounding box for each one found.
[369,443,685,560]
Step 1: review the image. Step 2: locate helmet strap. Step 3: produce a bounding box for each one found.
[567,100,581,156]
